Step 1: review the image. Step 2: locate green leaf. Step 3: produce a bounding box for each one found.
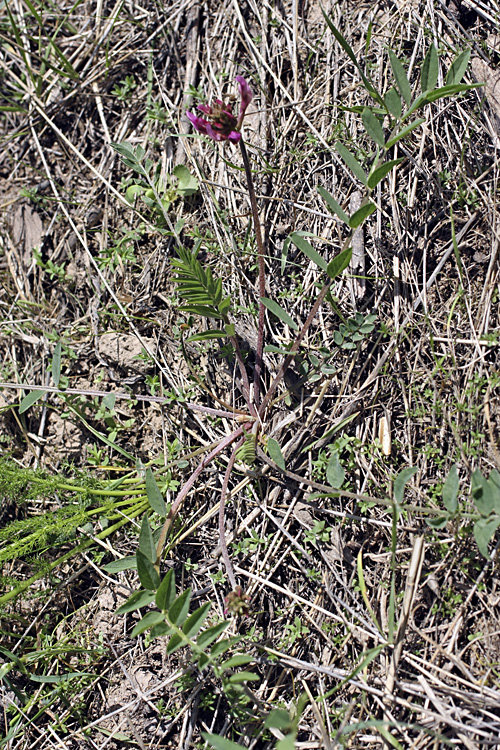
[19,389,46,413]
[474,516,500,558]
[173,165,198,196]
[116,589,155,615]
[321,11,383,104]
[150,622,172,638]
[124,184,144,205]
[290,232,327,271]
[385,118,425,148]
[168,588,191,625]
[442,465,459,514]
[425,82,481,102]
[136,550,161,591]
[326,451,345,489]
[196,620,230,649]
[155,569,176,611]
[401,92,429,120]
[182,602,211,637]
[326,246,352,279]
[394,466,418,510]
[187,329,227,342]
[131,611,165,638]
[362,108,385,147]
[335,142,367,185]
[349,201,376,229]
[367,158,404,189]
[388,50,412,105]
[166,633,184,655]
[177,304,224,319]
[490,470,500,514]
[224,323,235,337]
[267,437,286,471]
[139,516,156,563]
[421,44,439,93]
[471,469,499,515]
[227,671,260,684]
[145,468,167,517]
[384,87,402,119]
[426,515,450,529]
[51,342,62,387]
[202,733,242,750]
[219,654,254,671]
[265,709,292,730]
[317,186,350,224]
[261,298,299,331]
[102,556,137,573]
[276,735,296,750]
[445,48,470,85]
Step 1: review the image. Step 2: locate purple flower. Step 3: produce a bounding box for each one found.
[187,76,253,143]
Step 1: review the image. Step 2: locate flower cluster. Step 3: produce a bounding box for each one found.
[186,76,252,143]
[224,586,251,617]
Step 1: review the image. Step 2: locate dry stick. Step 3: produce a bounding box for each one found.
[239,138,266,409]
[154,425,246,567]
[218,438,245,590]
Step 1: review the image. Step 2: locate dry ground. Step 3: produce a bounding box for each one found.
[1,0,500,748]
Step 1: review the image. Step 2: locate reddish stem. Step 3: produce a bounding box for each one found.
[239,138,266,409]
[155,425,246,565]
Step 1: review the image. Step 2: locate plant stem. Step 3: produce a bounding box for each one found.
[259,279,333,416]
[239,138,266,409]
[218,439,243,590]
[155,425,248,567]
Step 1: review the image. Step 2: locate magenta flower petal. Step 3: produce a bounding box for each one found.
[235,75,253,118]
[197,104,212,115]
[187,75,252,142]
[186,110,209,135]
